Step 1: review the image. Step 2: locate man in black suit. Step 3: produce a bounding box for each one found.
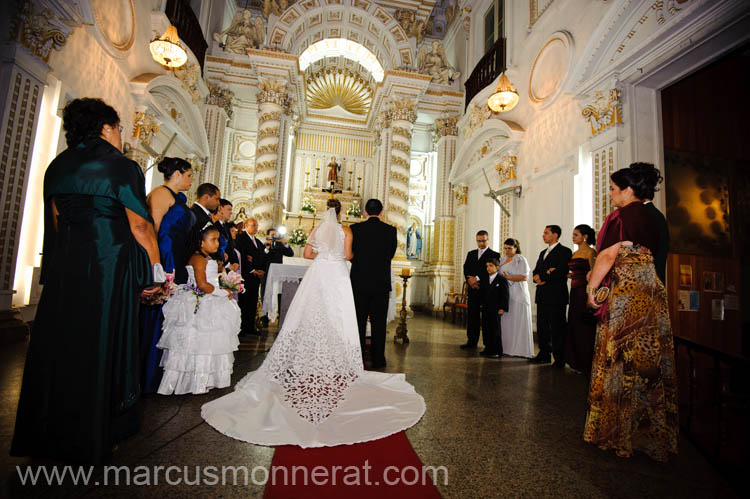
[530,224,573,367]
[460,230,500,350]
[644,198,669,284]
[190,183,221,232]
[350,199,397,368]
[235,217,265,336]
[260,227,295,326]
[215,198,239,271]
[480,257,510,358]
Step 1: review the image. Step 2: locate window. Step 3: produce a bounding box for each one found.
[484,0,505,54]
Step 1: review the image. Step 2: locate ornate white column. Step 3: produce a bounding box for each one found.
[253,78,291,233]
[203,82,233,187]
[0,2,77,311]
[384,97,417,258]
[423,115,459,309]
[582,87,625,230]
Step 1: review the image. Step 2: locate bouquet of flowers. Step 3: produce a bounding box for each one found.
[288,227,308,246]
[140,272,177,305]
[300,197,316,214]
[220,270,245,297]
[346,202,362,217]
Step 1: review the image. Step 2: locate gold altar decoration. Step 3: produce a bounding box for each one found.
[495,155,518,184]
[582,89,623,136]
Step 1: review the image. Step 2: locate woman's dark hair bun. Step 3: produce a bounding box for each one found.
[327,198,342,215]
[610,162,663,200]
[157,157,192,180]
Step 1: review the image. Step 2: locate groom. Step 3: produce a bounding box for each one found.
[350,199,397,369]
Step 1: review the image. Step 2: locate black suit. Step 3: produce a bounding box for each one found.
[481,274,510,355]
[236,231,265,334]
[532,243,573,361]
[190,203,212,232]
[462,247,501,346]
[350,217,397,365]
[645,201,669,284]
[216,221,238,265]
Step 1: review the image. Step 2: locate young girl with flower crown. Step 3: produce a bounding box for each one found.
[157,224,241,395]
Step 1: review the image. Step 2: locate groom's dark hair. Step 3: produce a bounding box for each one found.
[365,199,383,216]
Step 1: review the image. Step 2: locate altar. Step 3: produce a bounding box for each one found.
[262,257,397,329]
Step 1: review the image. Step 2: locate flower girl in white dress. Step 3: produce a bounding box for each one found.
[201,200,424,447]
[157,224,241,395]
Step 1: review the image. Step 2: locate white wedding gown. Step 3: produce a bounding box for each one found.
[201,209,425,447]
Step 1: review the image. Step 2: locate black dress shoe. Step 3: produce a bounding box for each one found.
[371,360,387,369]
[460,343,477,350]
[480,351,500,358]
[552,360,565,369]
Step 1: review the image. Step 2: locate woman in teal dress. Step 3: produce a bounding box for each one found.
[140,157,195,393]
[11,98,161,463]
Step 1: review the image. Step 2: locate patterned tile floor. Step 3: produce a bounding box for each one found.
[0,314,736,498]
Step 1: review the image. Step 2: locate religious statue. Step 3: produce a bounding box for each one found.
[327,156,342,191]
[213,9,265,54]
[262,0,293,19]
[406,223,422,259]
[394,8,426,44]
[417,41,460,85]
[234,207,247,223]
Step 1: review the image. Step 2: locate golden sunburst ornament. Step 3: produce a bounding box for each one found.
[305,68,373,116]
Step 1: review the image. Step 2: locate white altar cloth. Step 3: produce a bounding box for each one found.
[262,257,396,323]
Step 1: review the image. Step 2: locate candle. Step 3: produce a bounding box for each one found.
[401,267,411,277]
[305,163,310,173]
[357,168,362,179]
[349,162,353,173]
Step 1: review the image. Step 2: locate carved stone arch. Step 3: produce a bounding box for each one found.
[449,120,514,184]
[267,0,413,69]
[130,74,210,159]
[566,0,712,94]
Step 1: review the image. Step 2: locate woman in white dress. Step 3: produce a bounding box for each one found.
[499,238,534,358]
[201,200,425,447]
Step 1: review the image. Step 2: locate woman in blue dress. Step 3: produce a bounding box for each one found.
[139,157,195,393]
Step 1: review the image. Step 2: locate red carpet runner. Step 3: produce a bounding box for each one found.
[264,431,442,498]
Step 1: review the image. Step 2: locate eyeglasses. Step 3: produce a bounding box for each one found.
[108,124,123,133]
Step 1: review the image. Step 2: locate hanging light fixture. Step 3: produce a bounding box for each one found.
[149,25,188,68]
[487,73,519,113]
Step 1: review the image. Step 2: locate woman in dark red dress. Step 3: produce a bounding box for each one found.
[565,224,597,374]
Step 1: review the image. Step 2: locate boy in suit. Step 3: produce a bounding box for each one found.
[480,258,510,358]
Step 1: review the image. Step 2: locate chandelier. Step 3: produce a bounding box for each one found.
[149,26,188,68]
[488,73,519,113]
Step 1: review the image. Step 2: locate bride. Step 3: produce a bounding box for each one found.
[201,199,425,447]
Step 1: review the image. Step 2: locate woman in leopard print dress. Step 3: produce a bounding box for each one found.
[584,163,678,462]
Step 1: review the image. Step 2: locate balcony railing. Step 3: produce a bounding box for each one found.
[464,37,506,110]
[165,0,208,71]
[674,336,749,491]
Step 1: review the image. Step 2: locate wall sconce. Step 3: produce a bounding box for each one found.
[487,73,519,113]
[149,26,188,68]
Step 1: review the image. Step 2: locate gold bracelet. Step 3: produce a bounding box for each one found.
[586,286,597,295]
